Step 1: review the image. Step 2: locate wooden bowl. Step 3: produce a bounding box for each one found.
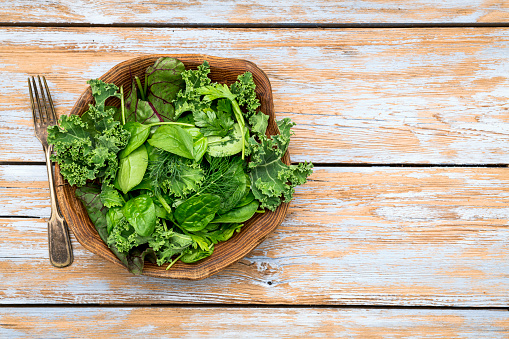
[55,54,290,280]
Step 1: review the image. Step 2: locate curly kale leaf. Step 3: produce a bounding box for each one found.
[48,80,130,187]
[230,72,260,119]
[173,61,212,119]
[248,118,313,211]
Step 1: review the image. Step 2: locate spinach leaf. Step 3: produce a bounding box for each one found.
[174,194,221,232]
[148,125,195,160]
[106,207,124,235]
[119,122,151,159]
[122,194,157,237]
[117,144,148,194]
[180,246,214,263]
[211,200,259,224]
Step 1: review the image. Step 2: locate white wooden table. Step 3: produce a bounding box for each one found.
[0,2,508,337]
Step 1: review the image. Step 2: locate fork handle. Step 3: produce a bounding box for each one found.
[44,146,73,268]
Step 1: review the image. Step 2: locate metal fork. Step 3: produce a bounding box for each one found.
[29,76,73,268]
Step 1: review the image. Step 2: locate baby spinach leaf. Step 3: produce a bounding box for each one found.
[180,246,214,263]
[122,194,157,237]
[211,200,259,224]
[118,144,148,194]
[148,125,195,160]
[106,207,124,235]
[174,194,221,232]
[119,122,151,159]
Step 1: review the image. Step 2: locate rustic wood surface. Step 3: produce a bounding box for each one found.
[1,27,509,164]
[1,4,508,337]
[1,165,508,307]
[1,307,508,338]
[1,0,508,24]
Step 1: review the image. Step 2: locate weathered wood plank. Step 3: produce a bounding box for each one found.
[2,165,508,306]
[1,27,509,164]
[1,1,508,24]
[1,307,507,338]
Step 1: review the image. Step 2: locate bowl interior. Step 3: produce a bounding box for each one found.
[55,54,289,279]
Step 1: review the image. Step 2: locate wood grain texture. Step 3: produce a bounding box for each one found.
[2,165,508,306]
[1,307,507,338]
[1,0,508,24]
[1,27,509,164]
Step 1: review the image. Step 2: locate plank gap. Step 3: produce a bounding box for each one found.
[1,22,509,29]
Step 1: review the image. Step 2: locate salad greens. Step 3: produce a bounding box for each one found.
[49,57,313,274]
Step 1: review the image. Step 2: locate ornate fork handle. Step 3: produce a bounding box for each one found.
[29,75,73,268]
[44,144,73,267]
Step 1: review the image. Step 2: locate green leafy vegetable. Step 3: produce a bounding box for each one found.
[148,125,195,159]
[53,57,313,274]
[211,200,259,224]
[122,194,157,237]
[146,57,186,121]
[117,144,148,194]
[174,194,221,232]
[119,122,151,159]
[248,118,314,211]
[48,80,130,187]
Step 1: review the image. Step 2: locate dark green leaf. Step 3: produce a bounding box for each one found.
[174,194,221,232]
[122,194,157,237]
[211,200,259,224]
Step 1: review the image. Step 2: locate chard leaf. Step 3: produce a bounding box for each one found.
[148,125,195,159]
[146,57,185,121]
[248,118,314,211]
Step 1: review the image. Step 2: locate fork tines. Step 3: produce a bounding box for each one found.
[28,75,57,126]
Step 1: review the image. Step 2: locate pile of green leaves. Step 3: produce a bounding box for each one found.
[49,57,313,274]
